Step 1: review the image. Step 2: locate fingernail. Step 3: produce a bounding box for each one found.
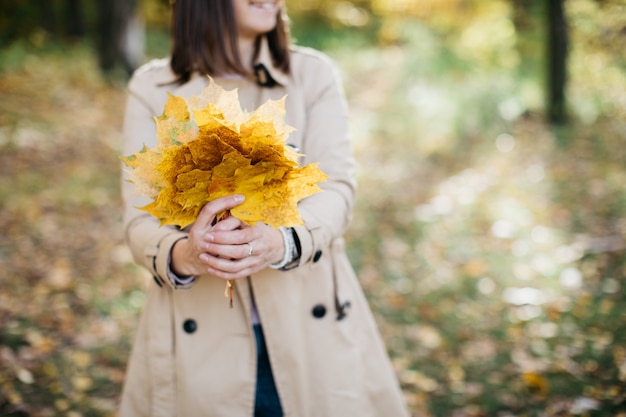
[234,194,244,203]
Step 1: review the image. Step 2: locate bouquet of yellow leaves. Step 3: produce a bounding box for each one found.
[121,79,328,305]
[122,78,327,229]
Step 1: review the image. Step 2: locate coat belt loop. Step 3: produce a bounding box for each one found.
[331,239,351,320]
[149,287,177,417]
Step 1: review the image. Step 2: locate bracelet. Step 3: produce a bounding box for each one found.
[269,227,293,270]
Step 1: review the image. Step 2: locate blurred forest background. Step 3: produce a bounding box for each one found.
[1,0,626,416]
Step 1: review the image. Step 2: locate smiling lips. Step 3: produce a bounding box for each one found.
[250,1,276,10]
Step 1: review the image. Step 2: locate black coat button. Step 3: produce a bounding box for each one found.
[312,304,326,319]
[313,249,323,263]
[183,319,197,334]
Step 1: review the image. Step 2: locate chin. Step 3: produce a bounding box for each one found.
[247,0,280,14]
[236,0,280,37]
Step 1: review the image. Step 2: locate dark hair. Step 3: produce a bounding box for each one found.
[170,0,291,84]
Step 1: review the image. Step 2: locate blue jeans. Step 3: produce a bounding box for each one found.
[253,324,283,417]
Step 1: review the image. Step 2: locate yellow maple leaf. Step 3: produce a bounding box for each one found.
[521,372,550,397]
[161,92,190,122]
[121,79,328,230]
[120,145,166,199]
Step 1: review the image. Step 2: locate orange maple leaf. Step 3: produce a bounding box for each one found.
[122,78,328,230]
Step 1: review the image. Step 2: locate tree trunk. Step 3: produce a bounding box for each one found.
[66,0,85,39]
[96,0,144,77]
[547,0,568,124]
[39,0,57,36]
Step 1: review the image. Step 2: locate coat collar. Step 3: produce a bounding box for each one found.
[183,36,288,88]
[252,35,289,88]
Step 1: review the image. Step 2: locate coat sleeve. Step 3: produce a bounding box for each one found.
[291,51,357,266]
[120,65,190,289]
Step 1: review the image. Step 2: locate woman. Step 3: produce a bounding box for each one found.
[119,1,409,416]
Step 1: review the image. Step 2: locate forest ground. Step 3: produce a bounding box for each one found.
[1,36,626,416]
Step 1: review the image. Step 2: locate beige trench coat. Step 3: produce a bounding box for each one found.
[119,38,409,417]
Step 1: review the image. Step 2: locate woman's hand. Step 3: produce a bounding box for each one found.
[170,195,285,281]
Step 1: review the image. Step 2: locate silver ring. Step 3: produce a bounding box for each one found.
[246,242,253,257]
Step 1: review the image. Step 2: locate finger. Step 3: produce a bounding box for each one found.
[211,240,254,260]
[204,259,257,281]
[211,215,243,232]
[195,195,245,229]
[208,229,250,247]
[208,220,260,244]
[208,268,250,281]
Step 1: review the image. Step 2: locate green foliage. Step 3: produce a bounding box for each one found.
[327,2,626,414]
[288,10,381,51]
[0,0,97,45]
[2,1,626,416]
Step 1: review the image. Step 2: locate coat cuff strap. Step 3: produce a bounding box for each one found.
[155,232,189,288]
